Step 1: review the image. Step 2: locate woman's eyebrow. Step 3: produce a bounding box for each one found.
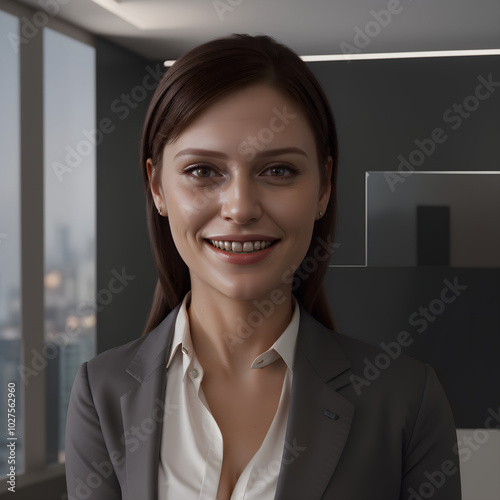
[174,147,308,159]
[174,148,226,159]
[255,147,308,159]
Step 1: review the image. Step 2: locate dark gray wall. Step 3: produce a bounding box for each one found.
[309,56,500,265]
[307,57,500,427]
[96,37,163,353]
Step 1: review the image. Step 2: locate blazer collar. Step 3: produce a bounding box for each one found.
[295,300,352,387]
[121,298,354,500]
[125,301,182,383]
[124,299,351,384]
[274,300,355,500]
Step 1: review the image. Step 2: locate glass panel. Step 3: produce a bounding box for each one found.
[43,27,96,464]
[0,10,23,478]
[367,172,500,267]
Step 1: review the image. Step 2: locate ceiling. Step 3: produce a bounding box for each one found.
[16,0,500,61]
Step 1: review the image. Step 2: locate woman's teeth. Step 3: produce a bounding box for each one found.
[209,240,275,253]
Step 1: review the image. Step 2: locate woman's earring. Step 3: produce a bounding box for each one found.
[158,206,162,216]
[318,210,323,218]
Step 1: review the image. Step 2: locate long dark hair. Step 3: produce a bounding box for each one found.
[140,33,338,336]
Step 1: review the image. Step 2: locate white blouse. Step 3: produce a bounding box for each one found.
[158,291,300,500]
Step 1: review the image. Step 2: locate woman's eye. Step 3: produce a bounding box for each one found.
[263,164,296,177]
[185,165,218,178]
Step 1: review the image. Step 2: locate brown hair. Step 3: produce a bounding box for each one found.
[140,33,338,335]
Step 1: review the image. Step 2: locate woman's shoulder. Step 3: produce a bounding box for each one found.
[87,334,149,373]
[75,335,151,400]
[330,329,432,398]
[81,307,180,394]
[299,305,430,395]
[332,329,424,369]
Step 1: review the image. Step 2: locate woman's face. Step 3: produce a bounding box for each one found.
[148,83,332,302]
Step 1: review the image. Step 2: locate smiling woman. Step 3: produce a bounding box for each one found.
[147,83,331,313]
[141,36,337,337]
[65,34,462,500]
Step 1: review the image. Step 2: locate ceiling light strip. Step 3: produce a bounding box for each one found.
[300,48,500,62]
[164,48,500,67]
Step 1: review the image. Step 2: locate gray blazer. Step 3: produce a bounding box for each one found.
[65,299,461,500]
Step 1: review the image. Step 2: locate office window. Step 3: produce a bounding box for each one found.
[0,10,22,477]
[43,27,96,464]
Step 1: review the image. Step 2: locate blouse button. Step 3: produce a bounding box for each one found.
[189,368,199,378]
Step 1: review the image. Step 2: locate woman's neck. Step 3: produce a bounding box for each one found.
[187,284,294,381]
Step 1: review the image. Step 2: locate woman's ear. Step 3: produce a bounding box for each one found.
[146,158,167,217]
[317,155,333,218]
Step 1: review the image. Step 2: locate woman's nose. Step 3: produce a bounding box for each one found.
[220,174,262,224]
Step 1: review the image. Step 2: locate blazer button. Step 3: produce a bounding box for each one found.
[324,410,339,420]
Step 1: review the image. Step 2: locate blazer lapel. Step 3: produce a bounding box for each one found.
[120,303,181,500]
[274,302,355,500]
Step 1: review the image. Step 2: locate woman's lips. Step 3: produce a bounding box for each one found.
[204,239,279,265]
[207,239,276,253]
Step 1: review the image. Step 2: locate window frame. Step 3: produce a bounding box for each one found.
[0,0,95,492]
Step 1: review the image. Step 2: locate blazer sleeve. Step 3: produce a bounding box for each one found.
[400,364,462,500]
[65,362,122,500]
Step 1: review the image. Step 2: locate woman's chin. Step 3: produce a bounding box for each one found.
[195,279,287,305]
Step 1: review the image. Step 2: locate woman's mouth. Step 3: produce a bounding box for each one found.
[207,239,278,254]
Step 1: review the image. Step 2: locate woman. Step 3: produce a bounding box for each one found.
[65,34,461,500]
